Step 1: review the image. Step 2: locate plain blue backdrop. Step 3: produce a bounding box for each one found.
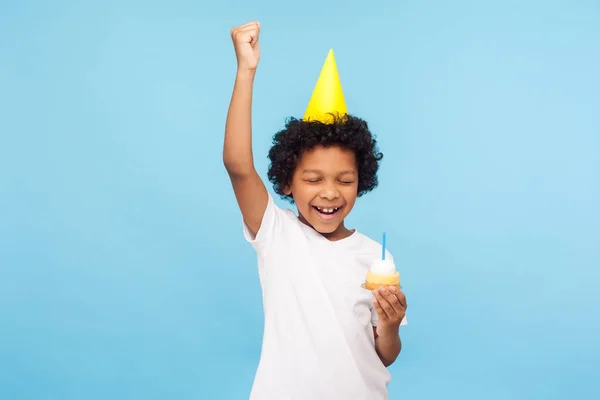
[1,0,599,399]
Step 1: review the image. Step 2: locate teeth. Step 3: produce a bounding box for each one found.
[315,206,340,214]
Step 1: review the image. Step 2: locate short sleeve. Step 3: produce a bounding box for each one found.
[242,193,286,252]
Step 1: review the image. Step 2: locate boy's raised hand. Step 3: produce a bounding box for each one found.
[230,21,261,72]
[373,286,407,333]
[224,21,268,238]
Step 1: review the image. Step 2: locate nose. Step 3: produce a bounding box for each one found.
[319,184,340,201]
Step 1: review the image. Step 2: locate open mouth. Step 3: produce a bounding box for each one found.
[312,205,342,219]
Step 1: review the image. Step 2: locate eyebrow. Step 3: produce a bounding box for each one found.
[301,169,357,175]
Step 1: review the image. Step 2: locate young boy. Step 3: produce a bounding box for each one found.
[224,21,408,399]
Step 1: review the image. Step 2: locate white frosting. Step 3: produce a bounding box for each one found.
[369,259,396,275]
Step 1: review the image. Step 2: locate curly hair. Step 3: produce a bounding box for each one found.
[267,113,384,202]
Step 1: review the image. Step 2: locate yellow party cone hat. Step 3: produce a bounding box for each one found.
[303,49,348,124]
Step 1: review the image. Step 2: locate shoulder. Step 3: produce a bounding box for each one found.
[264,193,300,226]
[243,192,300,249]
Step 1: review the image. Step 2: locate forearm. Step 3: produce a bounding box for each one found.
[375,326,402,367]
[223,70,257,175]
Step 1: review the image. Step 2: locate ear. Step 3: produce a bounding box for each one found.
[283,185,292,195]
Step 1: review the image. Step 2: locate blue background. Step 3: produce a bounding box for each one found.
[1,0,599,399]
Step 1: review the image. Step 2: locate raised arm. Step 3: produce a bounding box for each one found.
[223,21,269,237]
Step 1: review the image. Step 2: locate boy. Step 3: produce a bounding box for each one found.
[224,21,408,399]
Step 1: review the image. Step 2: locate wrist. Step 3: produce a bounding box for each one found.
[376,323,400,338]
[236,68,256,81]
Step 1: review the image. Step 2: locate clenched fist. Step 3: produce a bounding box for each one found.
[230,21,261,72]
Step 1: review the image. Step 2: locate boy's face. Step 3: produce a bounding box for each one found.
[284,145,359,238]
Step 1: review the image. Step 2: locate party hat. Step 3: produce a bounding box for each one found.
[303,49,348,124]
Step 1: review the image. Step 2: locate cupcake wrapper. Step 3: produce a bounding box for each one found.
[361,282,401,290]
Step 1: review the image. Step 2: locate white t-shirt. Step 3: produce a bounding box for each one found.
[243,194,407,400]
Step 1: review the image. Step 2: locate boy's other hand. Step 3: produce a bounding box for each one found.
[373,286,407,335]
[230,21,261,72]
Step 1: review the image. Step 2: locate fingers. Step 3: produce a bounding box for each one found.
[390,286,407,309]
[231,21,260,37]
[372,297,388,321]
[373,288,396,320]
[231,21,260,32]
[373,286,407,321]
[238,21,260,30]
[230,22,260,47]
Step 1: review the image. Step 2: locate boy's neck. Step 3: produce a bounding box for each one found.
[322,225,355,241]
[298,214,354,242]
